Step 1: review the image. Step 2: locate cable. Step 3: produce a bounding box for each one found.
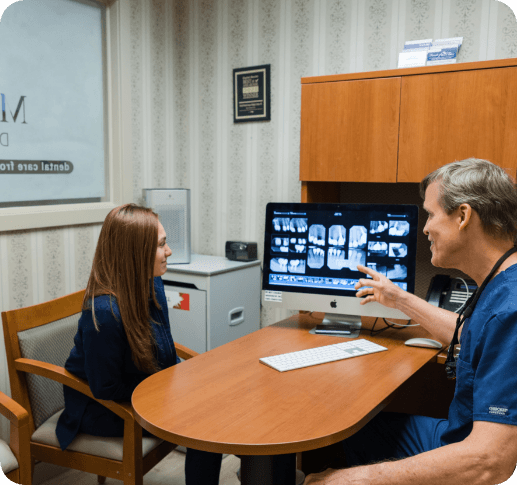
[369,317,419,337]
[456,277,471,299]
[453,277,471,314]
[369,318,389,336]
[383,318,420,327]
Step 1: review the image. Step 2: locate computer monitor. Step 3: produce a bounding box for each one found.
[262,202,419,337]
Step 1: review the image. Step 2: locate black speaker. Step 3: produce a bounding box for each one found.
[226,241,257,261]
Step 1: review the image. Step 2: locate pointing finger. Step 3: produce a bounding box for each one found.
[355,277,380,290]
[356,264,380,279]
[355,284,373,295]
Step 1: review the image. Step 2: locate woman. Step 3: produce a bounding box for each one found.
[56,204,222,484]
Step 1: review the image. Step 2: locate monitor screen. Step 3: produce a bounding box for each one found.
[262,202,419,320]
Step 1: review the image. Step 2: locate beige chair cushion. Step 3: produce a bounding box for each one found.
[0,439,18,475]
[17,313,81,429]
[32,410,163,461]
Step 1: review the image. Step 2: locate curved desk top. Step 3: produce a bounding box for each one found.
[132,313,441,456]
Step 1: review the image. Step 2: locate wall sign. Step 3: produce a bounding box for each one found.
[233,64,271,123]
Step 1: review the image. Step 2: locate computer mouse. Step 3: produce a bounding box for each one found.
[404,338,443,349]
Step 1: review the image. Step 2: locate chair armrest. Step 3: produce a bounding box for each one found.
[0,391,29,428]
[15,358,134,421]
[175,343,199,360]
[0,392,31,484]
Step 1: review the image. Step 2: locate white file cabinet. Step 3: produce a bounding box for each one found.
[162,254,261,354]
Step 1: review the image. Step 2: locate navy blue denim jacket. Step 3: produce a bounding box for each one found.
[56,277,179,450]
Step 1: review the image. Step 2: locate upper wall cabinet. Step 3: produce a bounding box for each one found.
[300,59,517,184]
[300,77,401,182]
[398,66,517,181]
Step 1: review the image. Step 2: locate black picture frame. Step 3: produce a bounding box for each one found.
[233,64,271,123]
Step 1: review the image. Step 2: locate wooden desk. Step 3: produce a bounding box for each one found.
[132,313,445,484]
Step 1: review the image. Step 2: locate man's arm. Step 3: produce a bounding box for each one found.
[355,264,459,344]
[305,421,517,485]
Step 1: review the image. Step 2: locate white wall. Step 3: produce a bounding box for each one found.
[1,0,516,442]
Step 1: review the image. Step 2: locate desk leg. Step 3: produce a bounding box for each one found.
[240,454,296,485]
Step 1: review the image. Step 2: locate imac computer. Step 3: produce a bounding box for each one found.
[262,202,419,337]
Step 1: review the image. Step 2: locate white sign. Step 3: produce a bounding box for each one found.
[264,290,283,302]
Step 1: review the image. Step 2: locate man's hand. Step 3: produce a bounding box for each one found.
[354,264,403,309]
[304,468,343,484]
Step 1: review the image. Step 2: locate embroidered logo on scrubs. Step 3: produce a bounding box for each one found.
[489,406,509,416]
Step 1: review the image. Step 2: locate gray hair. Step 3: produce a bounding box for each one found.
[420,158,517,241]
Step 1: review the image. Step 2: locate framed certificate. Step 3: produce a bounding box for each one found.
[233,64,271,123]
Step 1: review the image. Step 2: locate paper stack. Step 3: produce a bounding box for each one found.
[427,37,463,66]
[398,39,432,68]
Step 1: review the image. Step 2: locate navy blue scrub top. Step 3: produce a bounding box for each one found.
[440,264,517,446]
[56,277,179,450]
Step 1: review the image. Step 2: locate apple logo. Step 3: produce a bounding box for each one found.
[330,300,337,308]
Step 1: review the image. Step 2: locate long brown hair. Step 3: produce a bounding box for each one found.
[84,204,161,373]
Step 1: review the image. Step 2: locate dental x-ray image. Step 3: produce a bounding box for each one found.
[309,224,326,246]
[349,226,367,249]
[273,217,290,232]
[327,248,348,270]
[367,263,387,276]
[389,243,408,258]
[290,218,308,233]
[329,225,346,246]
[290,237,307,254]
[387,264,407,280]
[271,236,289,253]
[368,241,388,256]
[349,249,366,271]
[271,258,288,272]
[370,220,388,234]
[308,247,325,269]
[389,220,410,236]
[288,259,306,274]
[264,202,418,300]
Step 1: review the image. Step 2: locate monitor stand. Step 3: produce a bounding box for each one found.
[309,314,362,339]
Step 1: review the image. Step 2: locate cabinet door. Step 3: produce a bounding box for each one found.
[398,67,517,182]
[300,78,401,182]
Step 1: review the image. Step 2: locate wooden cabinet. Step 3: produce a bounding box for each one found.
[398,66,517,181]
[300,59,517,185]
[300,78,401,182]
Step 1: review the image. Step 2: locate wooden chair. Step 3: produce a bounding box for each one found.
[2,290,198,485]
[0,391,31,484]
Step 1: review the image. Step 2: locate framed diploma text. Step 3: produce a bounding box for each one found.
[233,64,271,123]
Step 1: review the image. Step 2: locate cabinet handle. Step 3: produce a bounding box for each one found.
[229,307,244,326]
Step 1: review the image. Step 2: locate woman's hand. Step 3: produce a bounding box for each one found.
[354,264,403,309]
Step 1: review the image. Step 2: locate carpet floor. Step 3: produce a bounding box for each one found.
[33,450,241,485]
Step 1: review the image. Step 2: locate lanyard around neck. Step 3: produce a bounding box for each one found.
[444,245,517,380]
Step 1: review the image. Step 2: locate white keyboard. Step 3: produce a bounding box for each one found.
[259,339,387,372]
